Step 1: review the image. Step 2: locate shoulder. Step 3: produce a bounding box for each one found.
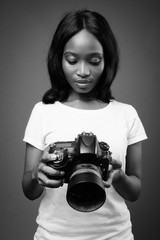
[28,101,61,120]
[110,100,137,115]
[109,101,140,126]
[32,101,59,112]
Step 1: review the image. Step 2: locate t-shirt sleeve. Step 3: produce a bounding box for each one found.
[23,103,45,150]
[127,106,147,145]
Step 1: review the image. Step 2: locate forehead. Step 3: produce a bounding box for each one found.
[63,29,103,54]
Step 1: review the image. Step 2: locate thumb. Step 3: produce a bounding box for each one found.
[103,169,114,188]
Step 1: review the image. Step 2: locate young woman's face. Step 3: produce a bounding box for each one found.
[62,29,104,96]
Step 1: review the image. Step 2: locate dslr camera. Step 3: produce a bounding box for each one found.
[48,132,112,212]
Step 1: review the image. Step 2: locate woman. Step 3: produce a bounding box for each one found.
[22,9,147,240]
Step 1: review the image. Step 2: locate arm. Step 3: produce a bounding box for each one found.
[104,142,142,202]
[22,143,65,200]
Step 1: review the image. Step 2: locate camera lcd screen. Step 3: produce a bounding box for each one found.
[56,142,72,148]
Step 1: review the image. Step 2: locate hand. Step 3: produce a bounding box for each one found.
[104,158,122,188]
[32,147,65,188]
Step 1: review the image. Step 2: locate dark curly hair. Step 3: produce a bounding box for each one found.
[42,9,119,104]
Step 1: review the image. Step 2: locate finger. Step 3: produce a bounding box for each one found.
[41,151,57,164]
[110,158,122,169]
[39,164,65,177]
[37,172,65,188]
[42,144,56,160]
[41,151,51,162]
[49,154,57,160]
[104,170,114,188]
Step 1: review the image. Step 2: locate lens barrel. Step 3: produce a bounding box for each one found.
[66,165,106,212]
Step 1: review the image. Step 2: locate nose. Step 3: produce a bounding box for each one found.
[77,61,90,78]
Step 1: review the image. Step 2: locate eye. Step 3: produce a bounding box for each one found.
[64,54,77,65]
[90,57,102,65]
[67,59,77,65]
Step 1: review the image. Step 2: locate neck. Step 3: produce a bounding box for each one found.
[66,89,97,102]
[61,91,108,110]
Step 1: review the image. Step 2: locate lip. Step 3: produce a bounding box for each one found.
[74,82,92,89]
[75,79,92,84]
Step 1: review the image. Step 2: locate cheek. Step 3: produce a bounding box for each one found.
[93,64,105,78]
[62,60,74,78]
[62,60,68,76]
[99,64,105,74]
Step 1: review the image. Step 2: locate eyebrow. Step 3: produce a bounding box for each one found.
[64,51,103,58]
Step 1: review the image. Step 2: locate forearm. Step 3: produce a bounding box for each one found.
[113,169,142,202]
[22,171,44,200]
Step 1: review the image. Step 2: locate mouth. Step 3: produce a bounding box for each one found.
[75,79,92,84]
[74,81,92,90]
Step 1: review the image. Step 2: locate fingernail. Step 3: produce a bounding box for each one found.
[60,171,65,176]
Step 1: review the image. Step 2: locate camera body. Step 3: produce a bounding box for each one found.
[48,132,112,212]
[48,132,112,181]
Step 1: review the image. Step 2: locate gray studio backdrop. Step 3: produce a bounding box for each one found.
[1,0,159,239]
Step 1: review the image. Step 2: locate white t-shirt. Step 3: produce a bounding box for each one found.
[23,100,147,240]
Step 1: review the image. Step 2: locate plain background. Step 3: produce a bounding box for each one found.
[1,0,159,239]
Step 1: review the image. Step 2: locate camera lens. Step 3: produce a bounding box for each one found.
[66,165,106,212]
